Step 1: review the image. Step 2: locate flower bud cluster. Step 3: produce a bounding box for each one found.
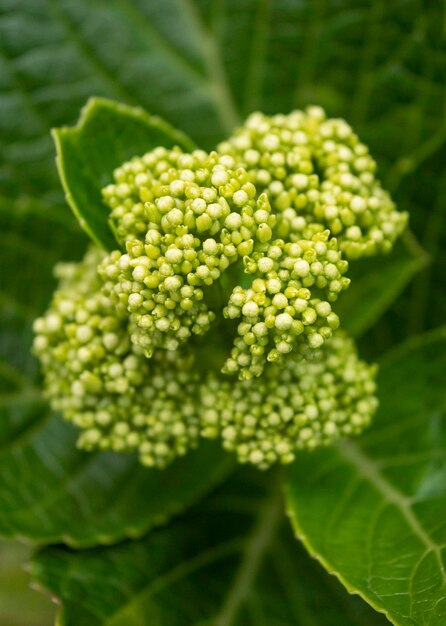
[201,331,378,469]
[223,231,349,379]
[33,249,200,469]
[103,146,184,243]
[218,107,408,259]
[33,249,377,470]
[100,150,276,354]
[32,108,400,471]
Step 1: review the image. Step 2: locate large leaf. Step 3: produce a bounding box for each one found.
[285,328,446,626]
[0,363,232,547]
[1,0,444,190]
[337,233,429,338]
[30,469,389,626]
[0,195,86,377]
[53,97,195,249]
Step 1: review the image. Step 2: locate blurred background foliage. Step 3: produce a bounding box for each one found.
[0,0,445,623]
[0,540,54,624]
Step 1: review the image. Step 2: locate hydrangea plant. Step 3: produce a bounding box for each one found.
[33,106,405,473]
[3,1,446,623]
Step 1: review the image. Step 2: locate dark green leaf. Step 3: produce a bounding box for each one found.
[53,97,195,249]
[30,469,389,626]
[285,328,446,626]
[337,233,429,338]
[0,195,86,377]
[0,363,232,548]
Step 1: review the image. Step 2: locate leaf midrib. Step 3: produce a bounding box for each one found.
[213,490,283,626]
[103,539,242,626]
[178,0,241,132]
[100,490,283,626]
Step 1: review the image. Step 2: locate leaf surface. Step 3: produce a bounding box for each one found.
[0,364,232,547]
[337,234,429,338]
[285,328,446,626]
[30,469,390,626]
[0,195,86,377]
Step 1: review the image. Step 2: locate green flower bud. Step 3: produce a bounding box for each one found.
[218,108,407,259]
[33,121,393,473]
[100,149,275,355]
[201,331,378,469]
[222,232,349,379]
[33,248,201,469]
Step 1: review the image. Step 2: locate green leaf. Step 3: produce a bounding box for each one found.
[285,328,446,626]
[30,469,390,626]
[337,233,430,338]
[0,195,86,377]
[0,540,55,626]
[53,97,195,249]
[0,363,232,548]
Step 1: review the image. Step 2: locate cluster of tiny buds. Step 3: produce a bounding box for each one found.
[32,107,407,471]
[100,150,275,354]
[33,249,201,469]
[103,148,274,247]
[223,231,349,379]
[201,331,378,469]
[33,250,378,470]
[103,146,184,243]
[218,106,407,259]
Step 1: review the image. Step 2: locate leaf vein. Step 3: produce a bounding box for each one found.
[337,439,446,584]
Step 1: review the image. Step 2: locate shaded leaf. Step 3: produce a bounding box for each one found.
[285,328,446,626]
[0,195,86,377]
[0,363,232,548]
[30,469,389,626]
[53,97,195,249]
[337,233,429,338]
